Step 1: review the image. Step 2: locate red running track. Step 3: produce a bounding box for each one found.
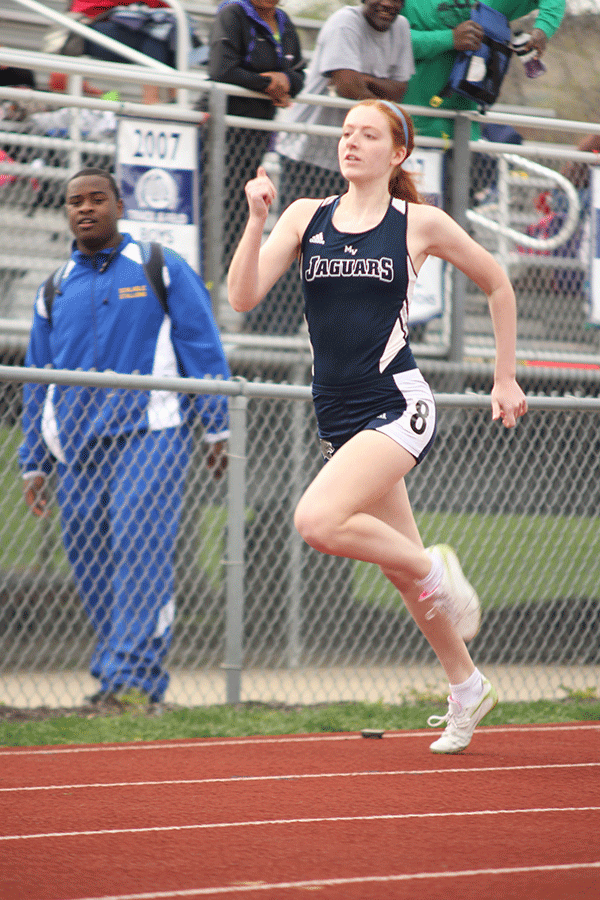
[1,722,599,900]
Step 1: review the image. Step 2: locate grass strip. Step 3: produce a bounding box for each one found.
[1,699,599,748]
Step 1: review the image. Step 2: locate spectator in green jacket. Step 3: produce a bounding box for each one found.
[402,0,566,141]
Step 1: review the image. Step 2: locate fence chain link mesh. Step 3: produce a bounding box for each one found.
[1,372,599,709]
[1,77,600,709]
[2,90,599,354]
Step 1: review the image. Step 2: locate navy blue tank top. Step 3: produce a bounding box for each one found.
[301,196,418,387]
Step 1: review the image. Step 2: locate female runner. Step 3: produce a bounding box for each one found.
[228,99,527,753]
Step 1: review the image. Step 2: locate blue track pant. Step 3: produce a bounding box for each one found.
[56,427,191,701]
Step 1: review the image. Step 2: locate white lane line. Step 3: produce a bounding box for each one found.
[2,805,600,842]
[0,723,598,757]
[2,761,600,794]
[24,860,600,899]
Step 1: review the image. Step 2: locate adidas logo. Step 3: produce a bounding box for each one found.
[309,232,325,245]
[344,245,357,255]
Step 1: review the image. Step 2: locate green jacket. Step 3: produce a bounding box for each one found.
[403,0,566,139]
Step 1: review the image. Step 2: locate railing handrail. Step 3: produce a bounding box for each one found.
[0,61,596,269]
[1,47,599,363]
[0,84,208,125]
[9,0,176,71]
[4,364,600,408]
[0,46,204,94]
[7,0,191,104]
[2,42,599,142]
[467,153,582,251]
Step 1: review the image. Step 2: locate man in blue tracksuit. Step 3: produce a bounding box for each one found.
[19,168,230,705]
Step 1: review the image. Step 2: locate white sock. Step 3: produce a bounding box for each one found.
[417,546,443,598]
[450,668,484,709]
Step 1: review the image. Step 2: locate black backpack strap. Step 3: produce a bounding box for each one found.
[140,241,168,315]
[42,262,69,326]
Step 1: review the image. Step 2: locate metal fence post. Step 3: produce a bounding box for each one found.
[223,385,247,703]
[67,72,83,174]
[286,363,310,668]
[449,113,471,362]
[497,154,510,263]
[206,84,227,324]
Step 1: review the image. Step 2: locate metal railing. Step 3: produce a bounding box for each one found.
[0,43,599,358]
[9,0,190,84]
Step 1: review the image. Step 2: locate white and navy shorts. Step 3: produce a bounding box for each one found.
[313,369,437,465]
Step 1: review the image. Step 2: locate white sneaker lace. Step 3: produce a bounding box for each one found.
[427,697,462,729]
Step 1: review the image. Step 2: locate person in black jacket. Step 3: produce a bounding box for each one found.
[0,64,36,91]
[208,0,304,267]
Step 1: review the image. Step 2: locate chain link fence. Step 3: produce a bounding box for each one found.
[1,64,600,356]
[1,365,600,709]
[0,47,599,709]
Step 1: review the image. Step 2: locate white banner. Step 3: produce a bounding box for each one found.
[404,149,445,325]
[116,117,201,273]
[590,167,600,326]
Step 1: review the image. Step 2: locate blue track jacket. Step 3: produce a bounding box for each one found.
[20,233,230,474]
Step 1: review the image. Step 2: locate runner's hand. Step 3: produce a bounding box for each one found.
[245,166,277,218]
[491,378,528,428]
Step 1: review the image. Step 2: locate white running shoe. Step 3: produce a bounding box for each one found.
[426,544,481,642]
[428,677,498,754]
